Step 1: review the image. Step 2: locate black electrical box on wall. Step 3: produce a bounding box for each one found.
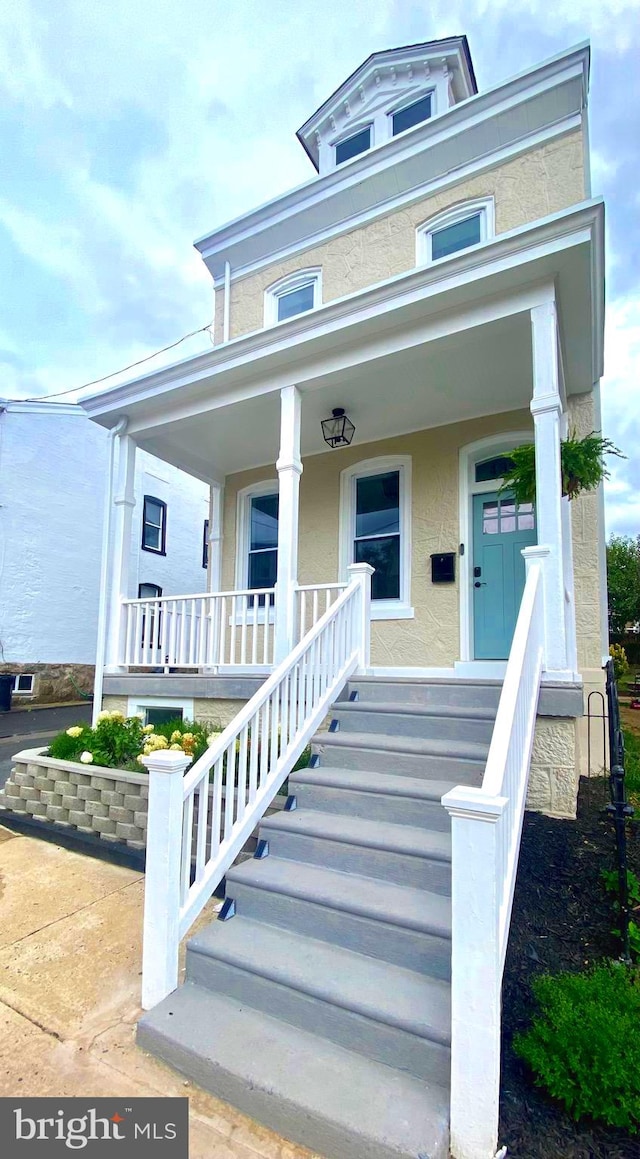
[431,552,456,583]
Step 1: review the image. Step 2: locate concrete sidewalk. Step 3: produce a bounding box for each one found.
[0,825,320,1159]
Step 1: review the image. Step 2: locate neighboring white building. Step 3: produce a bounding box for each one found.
[0,399,210,702]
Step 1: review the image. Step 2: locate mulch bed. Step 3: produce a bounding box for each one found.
[499,776,640,1158]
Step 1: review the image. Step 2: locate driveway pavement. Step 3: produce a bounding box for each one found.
[0,702,92,789]
[0,825,320,1159]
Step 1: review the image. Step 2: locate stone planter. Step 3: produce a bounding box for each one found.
[0,747,148,850]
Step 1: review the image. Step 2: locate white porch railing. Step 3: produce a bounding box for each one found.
[122,588,276,669]
[443,552,544,1159]
[295,582,347,642]
[140,563,373,1009]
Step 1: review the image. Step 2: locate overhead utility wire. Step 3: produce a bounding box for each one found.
[18,322,214,404]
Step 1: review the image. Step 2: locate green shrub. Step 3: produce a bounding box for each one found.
[610,642,630,682]
[624,727,640,808]
[514,962,640,1132]
[46,712,222,772]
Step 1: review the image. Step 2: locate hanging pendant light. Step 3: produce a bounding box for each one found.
[321,407,355,449]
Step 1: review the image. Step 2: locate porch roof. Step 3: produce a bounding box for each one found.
[82,200,603,483]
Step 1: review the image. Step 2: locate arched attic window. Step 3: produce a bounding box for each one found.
[264,269,322,327]
[416,198,495,265]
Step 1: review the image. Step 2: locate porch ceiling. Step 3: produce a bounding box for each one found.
[135,312,533,479]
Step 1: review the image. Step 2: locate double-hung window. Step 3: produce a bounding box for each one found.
[340,458,412,619]
[142,496,166,554]
[247,491,279,606]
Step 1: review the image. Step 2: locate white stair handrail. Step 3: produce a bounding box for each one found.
[443,554,544,1159]
[141,563,373,1010]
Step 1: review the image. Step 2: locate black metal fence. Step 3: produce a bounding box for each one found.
[604,658,634,964]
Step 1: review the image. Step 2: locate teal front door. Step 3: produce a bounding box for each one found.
[472,491,536,659]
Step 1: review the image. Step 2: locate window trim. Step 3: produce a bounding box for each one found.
[416,198,495,266]
[333,122,373,167]
[388,89,435,138]
[235,479,279,621]
[339,456,413,620]
[264,268,322,327]
[141,495,167,555]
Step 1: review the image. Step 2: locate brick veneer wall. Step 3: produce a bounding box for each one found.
[0,749,148,849]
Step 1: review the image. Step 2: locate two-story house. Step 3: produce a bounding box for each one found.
[81,37,606,1159]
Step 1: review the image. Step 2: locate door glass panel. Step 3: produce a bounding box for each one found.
[355,536,400,600]
[518,502,535,531]
[483,502,499,534]
[500,502,516,533]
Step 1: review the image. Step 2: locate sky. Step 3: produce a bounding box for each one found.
[1,0,639,534]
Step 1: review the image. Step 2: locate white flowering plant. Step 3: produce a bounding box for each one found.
[47,712,222,773]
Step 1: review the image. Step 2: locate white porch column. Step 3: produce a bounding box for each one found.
[530,302,568,675]
[207,482,224,593]
[104,433,137,673]
[275,385,302,664]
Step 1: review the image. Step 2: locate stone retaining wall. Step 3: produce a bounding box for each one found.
[0,662,94,704]
[0,749,148,850]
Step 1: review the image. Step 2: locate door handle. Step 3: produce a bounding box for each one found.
[474,581,486,588]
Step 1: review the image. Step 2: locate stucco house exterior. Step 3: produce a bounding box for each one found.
[79,37,606,1159]
[0,399,210,704]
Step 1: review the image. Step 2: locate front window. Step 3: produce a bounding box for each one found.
[248,492,279,598]
[335,125,371,166]
[391,93,433,136]
[431,213,482,260]
[265,269,321,326]
[354,471,401,601]
[340,457,412,619]
[142,496,166,554]
[417,199,494,266]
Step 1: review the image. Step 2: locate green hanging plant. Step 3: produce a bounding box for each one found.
[499,431,624,505]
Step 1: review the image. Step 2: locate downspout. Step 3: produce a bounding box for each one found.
[223,260,231,343]
[92,417,128,724]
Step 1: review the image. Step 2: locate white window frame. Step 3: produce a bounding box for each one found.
[332,121,373,168]
[235,479,279,623]
[12,673,35,695]
[264,269,322,327]
[387,88,436,138]
[339,456,413,620]
[127,695,195,723]
[416,198,495,266]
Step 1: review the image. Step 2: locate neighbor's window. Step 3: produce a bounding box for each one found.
[266,270,321,326]
[202,519,209,569]
[417,200,493,265]
[142,496,166,554]
[248,492,279,599]
[13,674,35,694]
[335,125,371,166]
[391,92,433,136]
[138,583,162,599]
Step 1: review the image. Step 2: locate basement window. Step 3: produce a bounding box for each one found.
[13,674,35,695]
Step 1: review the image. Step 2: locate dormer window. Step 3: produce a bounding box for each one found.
[265,269,322,326]
[391,92,433,136]
[335,125,371,166]
[417,199,494,265]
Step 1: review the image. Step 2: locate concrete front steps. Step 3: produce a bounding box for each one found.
[138,676,497,1159]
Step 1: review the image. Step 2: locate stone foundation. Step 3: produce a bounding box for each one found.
[0,750,148,850]
[526,716,579,819]
[0,662,94,705]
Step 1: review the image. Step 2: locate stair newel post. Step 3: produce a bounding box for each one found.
[141,750,192,1010]
[442,786,507,1159]
[347,562,374,674]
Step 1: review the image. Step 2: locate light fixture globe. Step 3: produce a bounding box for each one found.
[321,407,355,449]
